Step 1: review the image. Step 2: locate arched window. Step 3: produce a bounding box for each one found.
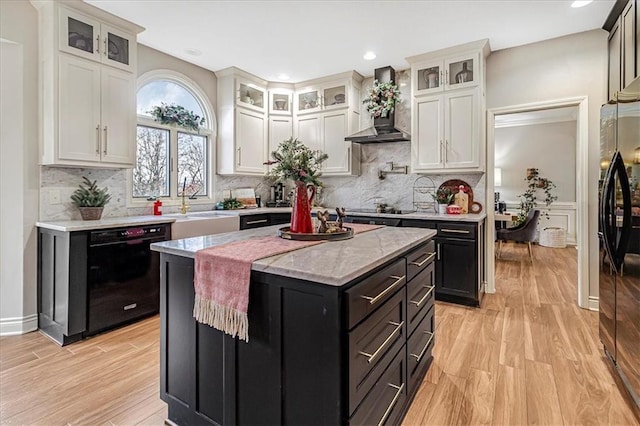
[132,70,215,204]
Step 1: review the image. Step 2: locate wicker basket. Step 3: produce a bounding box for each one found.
[79,207,104,220]
[539,227,567,248]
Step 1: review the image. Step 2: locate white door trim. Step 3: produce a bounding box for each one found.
[486,96,590,309]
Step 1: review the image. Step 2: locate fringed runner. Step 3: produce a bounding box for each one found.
[193,223,383,341]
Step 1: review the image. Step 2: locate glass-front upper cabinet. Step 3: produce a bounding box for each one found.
[413,59,444,96]
[269,89,292,115]
[237,80,266,112]
[444,53,479,90]
[297,89,322,114]
[59,6,136,72]
[323,84,347,110]
[413,53,479,95]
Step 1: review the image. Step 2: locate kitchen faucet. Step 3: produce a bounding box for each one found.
[378,162,408,179]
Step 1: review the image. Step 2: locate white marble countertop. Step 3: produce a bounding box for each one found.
[36,206,484,232]
[36,215,177,232]
[151,225,437,287]
[216,206,486,222]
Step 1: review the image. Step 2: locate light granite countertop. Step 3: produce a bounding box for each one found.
[36,215,177,232]
[151,225,437,287]
[36,206,484,232]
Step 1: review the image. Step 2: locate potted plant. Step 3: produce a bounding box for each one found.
[432,187,454,215]
[70,176,112,220]
[516,168,557,225]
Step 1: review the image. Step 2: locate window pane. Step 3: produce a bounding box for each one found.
[133,126,170,198]
[177,132,207,197]
[137,80,206,128]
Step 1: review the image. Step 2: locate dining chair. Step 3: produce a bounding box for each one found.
[496,209,541,262]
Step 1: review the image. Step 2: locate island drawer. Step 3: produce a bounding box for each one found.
[407,305,435,392]
[407,264,435,335]
[346,258,406,329]
[405,240,436,282]
[348,289,406,414]
[240,214,270,230]
[437,223,476,239]
[349,346,407,426]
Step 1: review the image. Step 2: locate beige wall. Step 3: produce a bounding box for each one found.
[487,29,609,301]
[0,0,40,333]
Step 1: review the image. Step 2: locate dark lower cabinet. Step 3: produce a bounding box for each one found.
[159,239,435,425]
[239,212,291,230]
[402,219,485,307]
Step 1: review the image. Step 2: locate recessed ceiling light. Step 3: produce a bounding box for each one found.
[363,51,376,60]
[278,73,290,81]
[571,0,593,7]
[184,48,202,56]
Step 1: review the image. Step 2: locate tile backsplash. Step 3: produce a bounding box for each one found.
[39,69,486,221]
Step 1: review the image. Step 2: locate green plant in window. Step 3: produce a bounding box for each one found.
[148,103,205,132]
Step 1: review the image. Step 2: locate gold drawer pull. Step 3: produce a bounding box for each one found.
[377,382,405,426]
[358,320,404,364]
[360,275,405,305]
[409,252,435,267]
[441,228,470,234]
[410,331,435,363]
[409,286,434,307]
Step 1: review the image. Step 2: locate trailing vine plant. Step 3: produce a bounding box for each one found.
[516,168,557,225]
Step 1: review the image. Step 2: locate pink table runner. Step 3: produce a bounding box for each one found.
[193,223,382,341]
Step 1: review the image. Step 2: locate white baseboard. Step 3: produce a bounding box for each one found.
[0,314,38,336]
[588,296,599,312]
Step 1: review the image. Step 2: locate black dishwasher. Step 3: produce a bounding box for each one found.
[86,224,169,335]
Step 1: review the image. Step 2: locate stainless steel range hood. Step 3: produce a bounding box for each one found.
[345,66,410,144]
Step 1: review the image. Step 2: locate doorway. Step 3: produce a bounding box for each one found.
[486,97,590,309]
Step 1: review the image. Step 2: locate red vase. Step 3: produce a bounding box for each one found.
[290,181,316,233]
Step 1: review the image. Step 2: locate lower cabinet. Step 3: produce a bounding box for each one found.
[159,239,435,425]
[239,212,291,230]
[402,219,485,307]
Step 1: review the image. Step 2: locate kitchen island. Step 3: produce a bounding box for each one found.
[151,224,437,426]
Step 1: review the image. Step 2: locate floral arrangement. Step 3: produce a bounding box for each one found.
[265,137,328,186]
[363,79,401,118]
[432,187,454,205]
[148,103,205,132]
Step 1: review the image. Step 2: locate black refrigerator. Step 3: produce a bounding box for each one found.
[598,88,640,411]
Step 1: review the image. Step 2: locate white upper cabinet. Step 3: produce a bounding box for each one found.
[59,6,136,73]
[217,67,269,175]
[33,0,143,168]
[269,89,293,116]
[412,53,480,96]
[408,40,489,174]
[293,71,362,176]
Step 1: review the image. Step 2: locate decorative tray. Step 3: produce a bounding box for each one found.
[277,226,354,241]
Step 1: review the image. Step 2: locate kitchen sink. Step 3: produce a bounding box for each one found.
[165,212,239,239]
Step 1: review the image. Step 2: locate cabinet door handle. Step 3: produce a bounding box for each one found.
[245,219,268,225]
[377,383,405,426]
[409,252,436,267]
[103,126,108,155]
[358,320,404,364]
[410,331,435,362]
[444,139,448,163]
[95,125,100,154]
[103,37,107,57]
[237,147,241,166]
[437,243,440,261]
[410,285,434,307]
[441,228,470,234]
[95,36,100,54]
[360,275,405,305]
[439,140,443,164]
[347,146,351,165]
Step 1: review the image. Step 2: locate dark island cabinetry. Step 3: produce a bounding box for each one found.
[158,238,435,425]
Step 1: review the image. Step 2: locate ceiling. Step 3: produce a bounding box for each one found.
[86,0,616,83]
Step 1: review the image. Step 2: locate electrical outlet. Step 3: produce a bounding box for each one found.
[49,189,61,205]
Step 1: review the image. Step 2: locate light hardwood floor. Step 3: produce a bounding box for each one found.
[1,243,639,425]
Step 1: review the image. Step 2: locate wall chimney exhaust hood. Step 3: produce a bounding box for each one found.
[345,66,410,144]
